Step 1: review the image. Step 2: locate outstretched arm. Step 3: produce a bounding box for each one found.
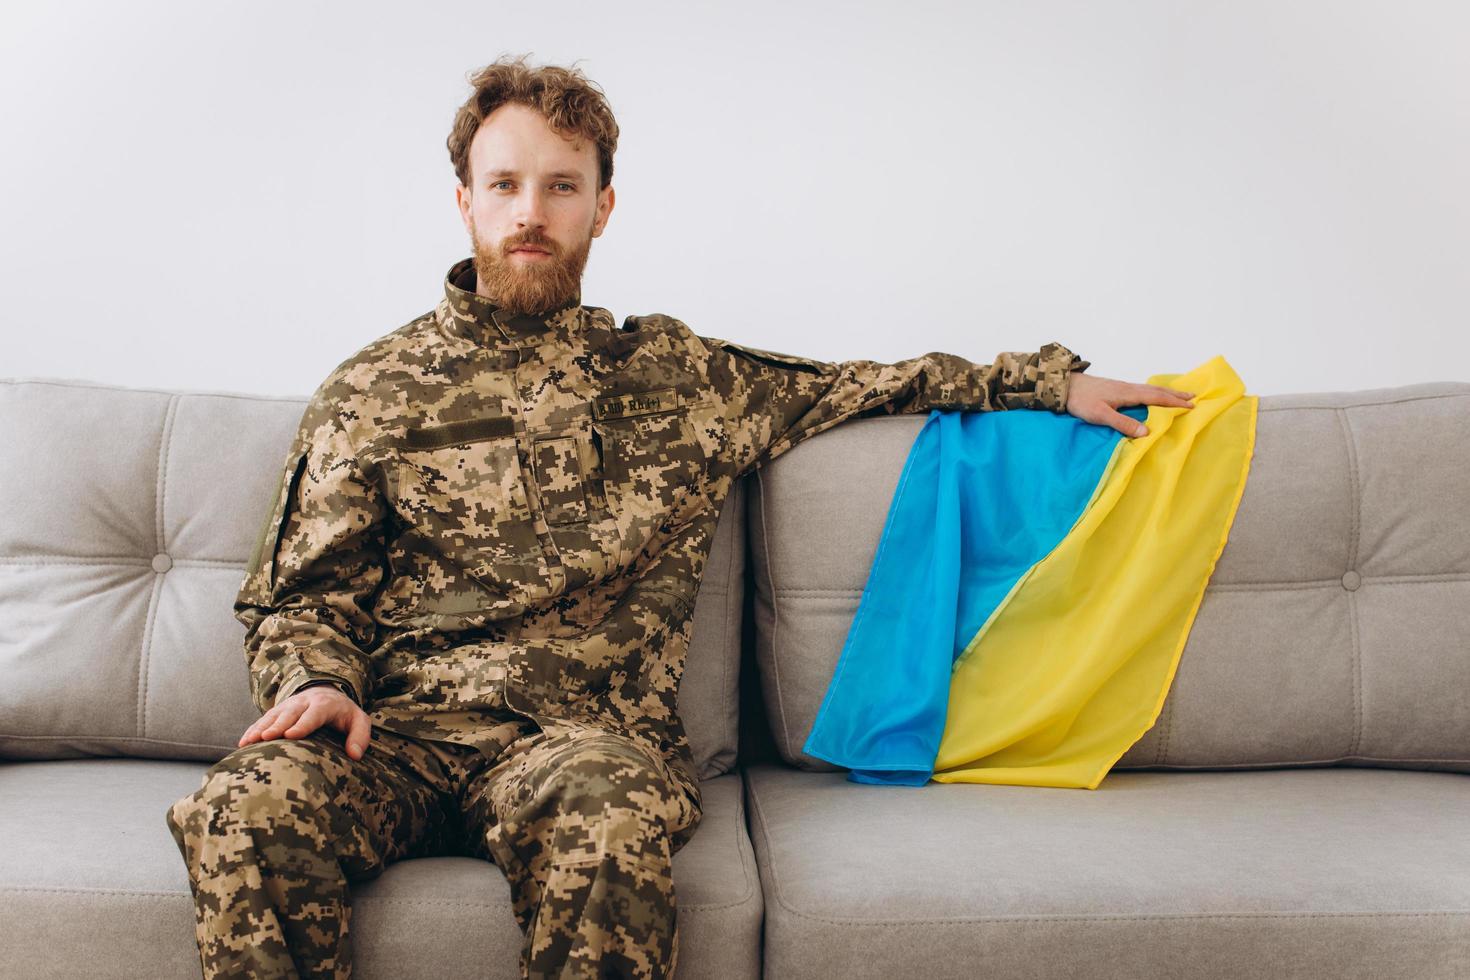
[698,332,1093,475]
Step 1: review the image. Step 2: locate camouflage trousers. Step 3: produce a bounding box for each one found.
[164,719,701,980]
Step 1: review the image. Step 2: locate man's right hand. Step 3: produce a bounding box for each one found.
[239,685,372,760]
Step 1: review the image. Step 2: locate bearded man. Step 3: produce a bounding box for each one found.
[165,52,1194,980]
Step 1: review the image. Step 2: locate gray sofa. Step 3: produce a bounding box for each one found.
[2,374,1468,979]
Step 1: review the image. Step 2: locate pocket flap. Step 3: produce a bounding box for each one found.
[241,440,309,604]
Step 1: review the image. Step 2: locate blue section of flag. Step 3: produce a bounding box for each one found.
[801,404,1148,785]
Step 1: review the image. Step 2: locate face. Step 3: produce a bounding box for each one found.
[455,102,615,315]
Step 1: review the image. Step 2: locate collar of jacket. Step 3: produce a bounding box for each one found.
[435,255,590,349]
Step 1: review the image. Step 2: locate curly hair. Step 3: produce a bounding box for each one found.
[446,53,620,191]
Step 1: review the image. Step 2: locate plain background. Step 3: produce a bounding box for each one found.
[2,0,1466,398]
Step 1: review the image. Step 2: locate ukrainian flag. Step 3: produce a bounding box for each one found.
[802,355,1257,789]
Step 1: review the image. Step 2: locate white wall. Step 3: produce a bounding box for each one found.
[2,0,1465,398]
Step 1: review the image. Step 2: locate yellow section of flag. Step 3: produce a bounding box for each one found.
[933,355,1258,789]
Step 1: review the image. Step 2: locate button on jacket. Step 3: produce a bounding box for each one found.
[234,255,1091,811]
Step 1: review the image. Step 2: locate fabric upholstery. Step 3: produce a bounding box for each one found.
[745,761,1470,979]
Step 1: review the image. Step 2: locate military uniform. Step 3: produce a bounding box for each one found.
[165,256,1089,979]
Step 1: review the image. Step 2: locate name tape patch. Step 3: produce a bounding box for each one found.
[593,387,679,421]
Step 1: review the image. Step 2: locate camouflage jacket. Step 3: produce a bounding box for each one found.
[234,256,1090,801]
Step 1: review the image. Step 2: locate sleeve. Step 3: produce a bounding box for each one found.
[233,392,386,712]
[698,334,1090,476]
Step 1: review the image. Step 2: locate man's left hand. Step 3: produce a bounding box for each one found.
[1065,371,1195,438]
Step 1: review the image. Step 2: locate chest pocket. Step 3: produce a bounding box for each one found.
[591,402,712,534]
[386,417,542,583]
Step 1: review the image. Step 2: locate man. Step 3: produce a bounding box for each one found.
[165,53,1196,980]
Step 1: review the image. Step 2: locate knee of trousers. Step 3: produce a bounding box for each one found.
[526,736,686,862]
[165,736,340,854]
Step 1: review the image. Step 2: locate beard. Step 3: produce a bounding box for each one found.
[468,214,593,316]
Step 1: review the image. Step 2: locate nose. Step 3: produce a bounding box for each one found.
[512,186,549,231]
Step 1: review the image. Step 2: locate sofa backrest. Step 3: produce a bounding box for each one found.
[0,377,746,778]
[748,381,1470,776]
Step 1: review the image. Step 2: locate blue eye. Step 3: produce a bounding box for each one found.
[491,180,573,191]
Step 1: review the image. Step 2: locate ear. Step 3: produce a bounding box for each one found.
[454,183,473,233]
[593,184,615,237]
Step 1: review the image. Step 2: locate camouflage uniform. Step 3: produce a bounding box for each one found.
[165,256,1089,979]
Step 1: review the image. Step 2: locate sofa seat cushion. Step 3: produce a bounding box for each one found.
[744,763,1470,980]
[0,759,761,980]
